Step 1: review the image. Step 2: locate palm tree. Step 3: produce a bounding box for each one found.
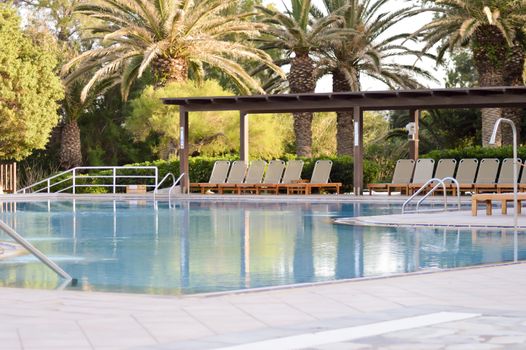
[59,77,117,169]
[316,0,434,155]
[62,0,282,101]
[417,0,526,145]
[256,0,347,157]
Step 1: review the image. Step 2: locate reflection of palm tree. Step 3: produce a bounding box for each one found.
[336,205,364,279]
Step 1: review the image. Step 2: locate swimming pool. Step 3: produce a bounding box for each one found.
[0,200,524,295]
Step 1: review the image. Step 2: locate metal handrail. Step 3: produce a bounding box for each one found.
[416,177,460,212]
[17,166,158,194]
[153,173,185,205]
[402,177,461,214]
[0,220,73,282]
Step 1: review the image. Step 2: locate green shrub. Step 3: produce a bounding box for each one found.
[423,145,521,162]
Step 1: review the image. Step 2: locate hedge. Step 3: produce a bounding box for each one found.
[423,145,522,162]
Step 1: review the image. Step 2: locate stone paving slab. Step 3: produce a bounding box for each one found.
[1,263,526,349]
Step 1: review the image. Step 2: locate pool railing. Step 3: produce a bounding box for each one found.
[17,166,158,194]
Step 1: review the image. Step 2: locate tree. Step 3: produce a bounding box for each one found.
[126,80,291,159]
[0,5,63,160]
[417,0,526,146]
[19,0,101,169]
[63,0,282,102]
[445,49,478,88]
[256,0,347,157]
[317,0,434,155]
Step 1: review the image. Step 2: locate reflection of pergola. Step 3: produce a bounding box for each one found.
[163,86,526,195]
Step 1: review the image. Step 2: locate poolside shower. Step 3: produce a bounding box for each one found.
[489,118,518,230]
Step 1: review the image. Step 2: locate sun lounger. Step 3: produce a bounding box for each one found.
[250,160,286,194]
[215,161,248,194]
[190,160,230,193]
[493,159,523,193]
[475,158,519,193]
[465,158,499,194]
[258,160,303,194]
[407,159,435,194]
[448,158,478,195]
[415,158,457,195]
[368,159,415,195]
[225,160,267,194]
[284,160,342,194]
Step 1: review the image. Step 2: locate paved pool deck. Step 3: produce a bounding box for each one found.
[1,262,526,350]
[337,209,526,229]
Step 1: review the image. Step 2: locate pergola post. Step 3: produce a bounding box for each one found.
[353,106,364,195]
[240,111,249,164]
[179,108,189,193]
[409,109,420,160]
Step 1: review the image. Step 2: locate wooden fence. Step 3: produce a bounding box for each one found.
[0,163,16,193]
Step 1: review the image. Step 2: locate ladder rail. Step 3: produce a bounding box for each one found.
[416,177,460,212]
[0,220,72,281]
[153,173,185,207]
[402,177,461,214]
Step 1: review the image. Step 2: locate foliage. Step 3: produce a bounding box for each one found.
[389,108,481,154]
[316,0,435,90]
[424,145,526,162]
[79,86,153,166]
[126,80,291,159]
[445,49,478,88]
[365,138,408,182]
[418,0,526,62]
[17,156,61,190]
[64,0,282,101]
[256,0,347,57]
[0,5,64,160]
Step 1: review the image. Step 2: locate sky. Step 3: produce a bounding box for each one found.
[263,0,446,92]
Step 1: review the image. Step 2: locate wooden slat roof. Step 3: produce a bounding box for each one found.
[162,86,526,113]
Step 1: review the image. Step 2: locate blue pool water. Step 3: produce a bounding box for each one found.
[0,200,524,295]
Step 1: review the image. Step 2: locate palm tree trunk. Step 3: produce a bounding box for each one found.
[59,119,82,169]
[333,69,354,155]
[473,25,507,146]
[502,45,525,145]
[288,53,316,157]
[152,56,189,87]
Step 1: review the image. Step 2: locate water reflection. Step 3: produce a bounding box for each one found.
[0,200,524,295]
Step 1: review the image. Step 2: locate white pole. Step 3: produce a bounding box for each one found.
[489,118,518,230]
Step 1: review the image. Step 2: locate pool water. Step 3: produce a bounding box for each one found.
[0,200,524,295]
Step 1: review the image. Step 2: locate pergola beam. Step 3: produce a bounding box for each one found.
[179,108,189,192]
[353,106,364,195]
[164,87,526,113]
[240,112,249,164]
[409,109,420,160]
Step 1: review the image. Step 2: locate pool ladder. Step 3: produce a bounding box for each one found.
[153,172,185,208]
[402,177,461,214]
[0,220,74,284]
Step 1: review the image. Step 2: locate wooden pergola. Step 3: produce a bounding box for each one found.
[162,86,526,195]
